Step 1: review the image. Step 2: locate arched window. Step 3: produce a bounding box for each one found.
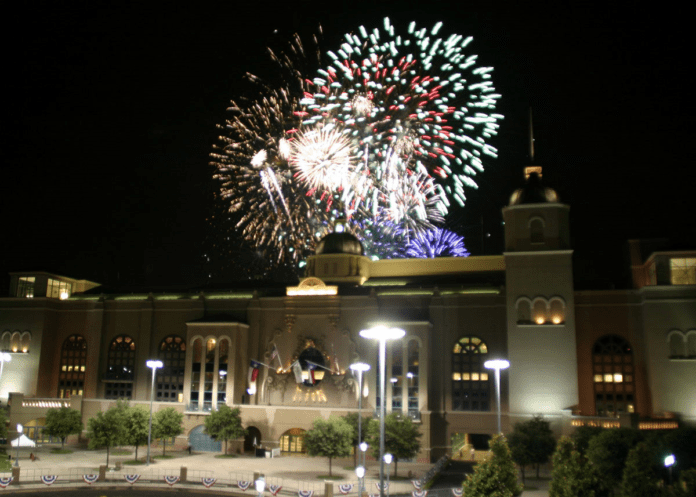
[516,298,532,324]
[592,335,635,416]
[391,342,403,411]
[549,298,565,324]
[668,331,685,358]
[203,338,216,411]
[58,335,87,398]
[105,335,136,399]
[1,332,10,352]
[157,335,186,402]
[532,298,548,324]
[687,331,696,358]
[20,331,31,353]
[218,339,229,406]
[190,338,203,410]
[452,336,490,412]
[10,332,21,353]
[280,428,306,454]
[529,217,544,244]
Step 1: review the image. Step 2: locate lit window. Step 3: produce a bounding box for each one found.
[47,278,72,300]
[157,335,186,402]
[16,276,35,298]
[104,335,136,399]
[613,373,623,383]
[604,374,613,383]
[452,336,490,412]
[594,374,603,382]
[593,335,635,416]
[670,258,696,285]
[58,335,87,398]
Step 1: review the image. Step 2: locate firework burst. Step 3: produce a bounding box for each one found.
[406,228,470,258]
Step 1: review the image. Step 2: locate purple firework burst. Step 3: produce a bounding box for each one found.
[406,229,470,258]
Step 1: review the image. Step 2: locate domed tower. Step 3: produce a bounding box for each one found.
[502,128,578,426]
[305,219,371,285]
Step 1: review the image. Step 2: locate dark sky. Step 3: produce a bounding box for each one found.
[2,1,694,294]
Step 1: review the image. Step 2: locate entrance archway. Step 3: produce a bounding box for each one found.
[189,425,221,453]
[279,428,306,454]
[244,426,262,452]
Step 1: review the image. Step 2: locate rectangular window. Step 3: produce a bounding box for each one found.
[16,276,35,298]
[47,279,72,299]
[670,258,696,285]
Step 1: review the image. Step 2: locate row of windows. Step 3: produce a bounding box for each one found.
[1,331,31,353]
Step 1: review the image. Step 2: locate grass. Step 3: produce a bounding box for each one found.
[50,448,73,454]
[123,459,146,465]
[153,454,175,460]
[317,475,345,480]
[214,454,238,459]
[0,459,11,472]
[110,449,132,456]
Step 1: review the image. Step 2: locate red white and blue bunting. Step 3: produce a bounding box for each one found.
[124,474,140,485]
[269,484,283,495]
[41,475,58,486]
[413,490,428,497]
[82,474,99,485]
[375,482,389,491]
[451,488,463,497]
[0,477,13,488]
[411,480,423,490]
[238,480,252,491]
[164,475,180,486]
[298,490,314,497]
[202,477,217,488]
[338,483,354,494]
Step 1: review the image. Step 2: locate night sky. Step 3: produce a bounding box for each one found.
[3,1,693,295]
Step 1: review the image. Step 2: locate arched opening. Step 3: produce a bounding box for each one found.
[157,335,186,403]
[451,336,490,412]
[529,217,545,244]
[105,335,136,399]
[58,335,87,398]
[668,331,685,358]
[516,298,532,324]
[244,426,262,453]
[592,335,635,416]
[280,428,306,454]
[189,424,221,453]
[298,347,326,387]
[549,298,565,324]
[687,331,696,358]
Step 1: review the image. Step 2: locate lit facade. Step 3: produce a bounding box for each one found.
[1,175,694,460]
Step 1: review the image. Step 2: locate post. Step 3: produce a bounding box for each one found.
[484,359,510,435]
[14,424,22,467]
[146,359,163,466]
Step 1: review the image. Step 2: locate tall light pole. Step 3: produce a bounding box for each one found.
[146,359,163,466]
[350,362,370,472]
[384,453,393,497]
[360,326,405,497]
[665,454,675,486]
[484,359,510,434]
[14,424,22,467]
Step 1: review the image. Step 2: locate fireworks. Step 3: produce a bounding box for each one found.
[210,18,501,264]
[406,228,470,258]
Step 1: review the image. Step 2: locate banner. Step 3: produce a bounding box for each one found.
[82,474,99,484]
[202,477,217,488]
[164,475,180,486]
[125,474,140,485]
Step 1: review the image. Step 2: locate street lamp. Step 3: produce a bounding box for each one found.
[350,362,371,473]
[255,475,266,497]
[484,359,510,434]
[360,326,405,497]
[356,465,365,497]
[665,454,675,486]
[384,453,393,497]
[146,359,163,466]
[15,424,22,467]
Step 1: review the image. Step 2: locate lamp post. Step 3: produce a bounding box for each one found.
[350,362,371,472]
[360,326,405,497]
[384,453,393,497]
[146,359,163,466]
[356,465,365,497]
[255,475,265,497]
[665,454,675,486]
[484,359,510,434]
[14,424,22,467]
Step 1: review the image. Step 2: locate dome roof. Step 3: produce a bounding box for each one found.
[315,232,364,256]
[509,172,559,206]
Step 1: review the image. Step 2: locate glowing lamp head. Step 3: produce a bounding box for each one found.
[665,454,675,467]
[384,453,393,464]
[255,477,266,493]
[350,362,371,373]
[536,317,545,325]
[355,466,366,478]
[360,442,368,452]
[0,353,11,362]
[247,386,257,395]
[359,326,406,341]
[484,359,510,371]
[390,377,398,383]
[552,316,562,324]
[17,424,22,434]
[146,360,163,370]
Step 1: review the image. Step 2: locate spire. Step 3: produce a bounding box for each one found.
[524,107,542,180]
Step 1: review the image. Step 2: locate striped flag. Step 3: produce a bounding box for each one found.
[248,360,262,384]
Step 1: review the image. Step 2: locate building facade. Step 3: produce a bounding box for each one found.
[2,173,694,460]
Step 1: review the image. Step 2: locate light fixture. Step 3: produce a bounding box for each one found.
[665,454,676,485]
[535,317,545,325]
[484,359,510,434]
[360,326,405,497]
[255,476,266,495]
[146,360,163,466]
[350,361,371,492]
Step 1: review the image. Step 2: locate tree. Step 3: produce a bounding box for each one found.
[366,413,422,476]
[123,406,150,461]
[44,406,83,449]
[0,408,9,442]
[304,415,353,476]
[462,434,523,497]
[86,406,127,467]
[586,428,643,492]
[152,407,184,457]
[549,436,605,497]
[621,442,660,497]
[571,425,603,456]
[343,412,371,467]
[204,405,246,455]
[508,416,556,480]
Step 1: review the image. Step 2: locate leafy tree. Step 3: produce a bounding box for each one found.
[0,408,9,442]
[571,425,603,456]
[621,442,660,497]
[304,415,353,476]
[343,412,371,466]
[508,416,555,479]
[549,437,605,497]
[123,406,150,461]
[204,405,246,455]
[152,407,184,457]
[586,428,643,492]
[86,406,128,466]
[366,413,422,476]
[44,406,83,449]
[462,434,523,497]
